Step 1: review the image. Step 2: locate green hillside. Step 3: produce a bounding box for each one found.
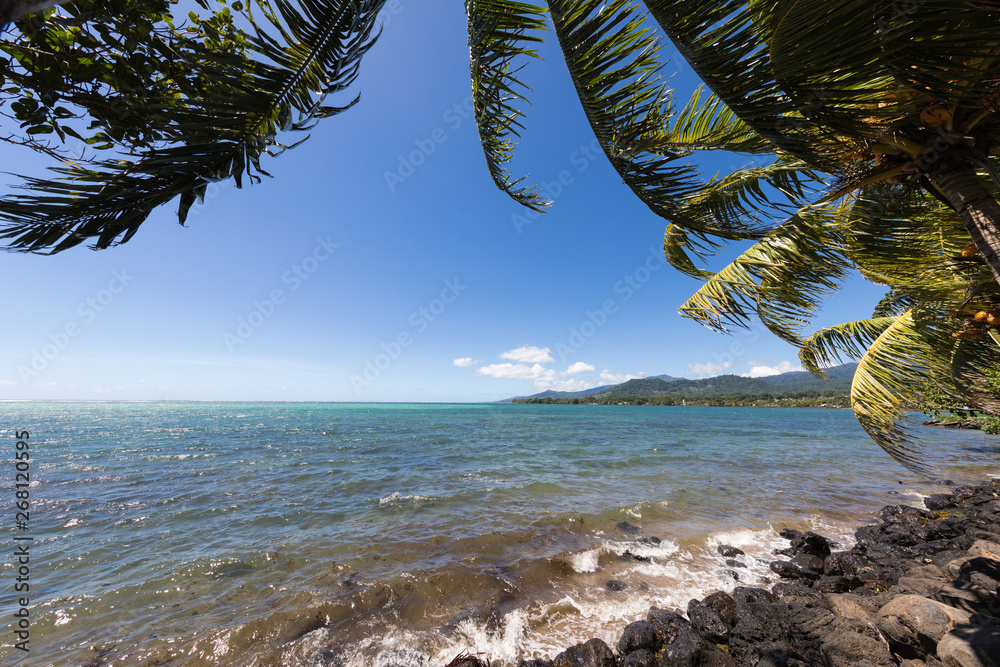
[509,364,857,407]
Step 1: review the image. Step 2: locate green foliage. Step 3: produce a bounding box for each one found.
[0,0,385,252]
[464,0,1000,467]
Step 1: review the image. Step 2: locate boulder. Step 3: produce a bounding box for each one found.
[825,551,873,576]
[790,554,826,573]
[703,591,737,626]
[731,600,790,645]
[733,587,775,606]
[646,607,690,646]
[827,593,875,623]
[876,594,973,658]
[814,575,864,593]
[926,495,958,511]
[552,638,618,667]
[660,629,734,666]
[687,598,730,644]
[789,531,834,559]
[718,545,746,558]
[936,615,1000,667]
[517,661,555,667]
[769,561,821,583]
[621,649,657,667]
[616,620,661,656]
[819,618,897,667]
[968,540,1000,561]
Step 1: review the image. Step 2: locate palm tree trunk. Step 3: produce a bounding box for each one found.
[930,157,1000,286]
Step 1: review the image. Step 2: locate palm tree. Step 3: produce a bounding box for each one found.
[0,0,385,252]
[465,0,1000,467]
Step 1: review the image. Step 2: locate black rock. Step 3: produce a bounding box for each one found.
[779,528,803,541]
[771,582,823,602]
[925,494,956,511]
[646,607,691,645]
[607,580,628,592]
[825,551,872,577]
[770,560,821,583]
[616,620,661,656]
[517,660,554,667]
[552,638,618,667]
[661,628,734,667]
[813,575,864,593]
[733,587,775,606]
[726,559,747,568]
[732,600,791,644]
[638,536,661,546]
[703,591,737,626]
[718,544,746,558]
[854,525,885,549]
[790,554,825,573]
[620,551,651,563]
[622,649,657,667]
[687,598,731,644]
[617,521,641,535]
[789,531,833,558]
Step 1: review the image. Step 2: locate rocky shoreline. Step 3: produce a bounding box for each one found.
[456,479,1000,667]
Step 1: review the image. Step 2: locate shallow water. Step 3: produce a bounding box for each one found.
[2,402,998,666]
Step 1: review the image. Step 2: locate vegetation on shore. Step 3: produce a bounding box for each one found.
[513,390,850,408]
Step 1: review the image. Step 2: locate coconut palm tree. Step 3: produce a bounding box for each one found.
[465,0,1000,466]
[0,0,385,252]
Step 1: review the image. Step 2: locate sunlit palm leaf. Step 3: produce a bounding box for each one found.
[850,308,960,471]
[799,316,896,377]
[676,203,852,345]
[667,85,769,153]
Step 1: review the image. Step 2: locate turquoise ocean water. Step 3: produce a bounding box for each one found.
[2,402,999,666]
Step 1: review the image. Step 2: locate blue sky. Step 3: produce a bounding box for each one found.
[0,2,886,402]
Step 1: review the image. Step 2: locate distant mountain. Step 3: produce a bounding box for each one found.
[496,384,616,404]
[503,364,856,403]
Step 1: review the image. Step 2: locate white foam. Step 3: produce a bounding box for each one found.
[568,548,600,573]
[378,492,430,507]
[429,609,529,666]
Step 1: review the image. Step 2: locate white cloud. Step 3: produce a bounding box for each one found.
[541,378,595,392]
[599,370,646,384]
[741,360,802,378]
[566,362,595,375]
[686,361,731,377]
[476,362,606,393]
[453,357,479,367]
[477,363,557,382]
[499,345,553,364]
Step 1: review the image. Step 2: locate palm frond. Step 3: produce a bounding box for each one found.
[0,0,385,253]
[849,308,959,471]
[644,0,844,168]
[667,85,770,153]
[663,223,718,280]
[674,153,828,238]
[676,203,852,345]
[845,186,987,290]
[799,316,896,377]
[546,0,704,226]
[466,0,549,211]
